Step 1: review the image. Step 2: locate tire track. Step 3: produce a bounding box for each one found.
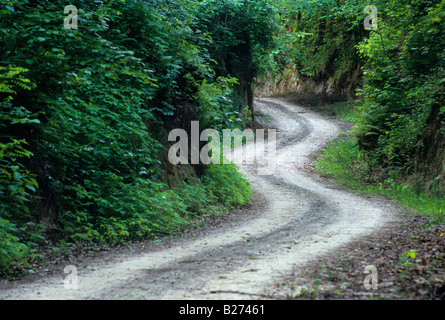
[0,98,395,300]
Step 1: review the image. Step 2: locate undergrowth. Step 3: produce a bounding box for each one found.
[315,108,444,225]
[1,0,266,277]
[0,162,252,277]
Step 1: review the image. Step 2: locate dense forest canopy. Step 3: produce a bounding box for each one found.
[0,0,443,275]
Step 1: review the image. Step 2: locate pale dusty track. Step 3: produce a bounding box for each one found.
[0,98,395,300]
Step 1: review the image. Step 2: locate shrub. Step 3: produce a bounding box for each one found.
[203,163,252,207]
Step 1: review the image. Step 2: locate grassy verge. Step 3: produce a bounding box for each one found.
[313,100,444,224]
[315,135,444,223]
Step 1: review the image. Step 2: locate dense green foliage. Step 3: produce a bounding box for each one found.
[267,0,367,96]
[271,0,444,225]
[274,0,444,185]
[0,0,278,274]
[354,0,444,175]
[195,0,278,116]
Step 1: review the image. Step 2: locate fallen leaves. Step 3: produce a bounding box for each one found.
[271,214,444,300]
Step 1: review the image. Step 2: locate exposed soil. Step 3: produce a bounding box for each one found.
[1,97,440,300]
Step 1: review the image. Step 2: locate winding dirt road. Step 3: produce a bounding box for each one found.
[0,98,395,300]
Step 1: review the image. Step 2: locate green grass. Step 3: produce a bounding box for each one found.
[314,100,444,224]
[332,101,362,123]
[367,181,444,224]
[315,135,444,224]
[314,136,370,190]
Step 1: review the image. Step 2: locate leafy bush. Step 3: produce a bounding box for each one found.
[0,0,279,273]
[174,178,218,216]
[198,77,247,131]
[0,65,42,273]
[0,140,38,219]
[0,218,29,275]
[203,163,252,207]
[275,0,444,194]
[195,0,279,114]
[270,0,365,94]
[355,0,444,174]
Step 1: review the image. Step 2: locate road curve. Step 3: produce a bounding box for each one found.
[0,98,395,300]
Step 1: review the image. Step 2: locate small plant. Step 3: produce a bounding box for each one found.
[400,249,416,268]
[399,249,417,279]
[203,163,252,208]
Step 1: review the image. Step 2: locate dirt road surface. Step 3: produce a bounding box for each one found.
[0,98,396,300]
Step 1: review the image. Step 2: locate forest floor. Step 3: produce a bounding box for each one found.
[0,97,443,300]
[269,209,445,300]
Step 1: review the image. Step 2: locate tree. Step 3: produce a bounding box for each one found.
[195,0,278,119]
